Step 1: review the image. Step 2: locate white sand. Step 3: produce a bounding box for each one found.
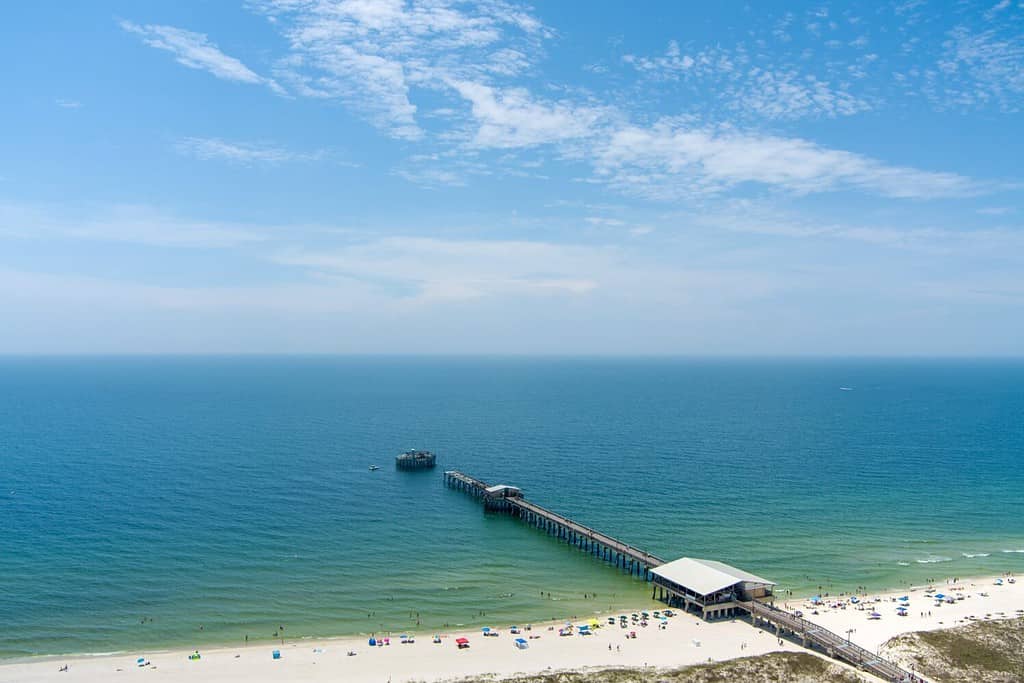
[0,615,799,683]
[3,574,1020,683]
[788,573,1024,661]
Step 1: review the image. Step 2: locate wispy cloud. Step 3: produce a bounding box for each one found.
[448,80,608,148]
[0,201,268,248]
[697,202,1024,254]
[591,122,979,200]
[252,0,551,139]
[977,206,1014,215]
[624,41,871,120]
[55,99,82,109]
[274,237,607,301]
[725,68,872,119]
[120,20,284,94]
[176,137,326,164]
[928,25,1024,111]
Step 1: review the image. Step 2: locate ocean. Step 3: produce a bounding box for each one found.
[2,357,1022,659]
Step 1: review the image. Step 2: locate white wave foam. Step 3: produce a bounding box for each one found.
[916,555,952,564]
[1002,549,1024,554]
[962,552,991,558]
[896,561,910,566]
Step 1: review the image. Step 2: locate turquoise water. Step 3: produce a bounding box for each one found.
[2,357,1023,658]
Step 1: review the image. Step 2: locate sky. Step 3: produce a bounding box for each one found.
[1,0,1022,355]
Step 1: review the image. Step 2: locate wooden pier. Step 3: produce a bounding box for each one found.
[445,469,914,682]
[444,470,664,578]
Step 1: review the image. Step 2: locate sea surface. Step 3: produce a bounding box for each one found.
[1,357,1023,659]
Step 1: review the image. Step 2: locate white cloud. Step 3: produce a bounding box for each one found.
[695,201,1024,254]
[725,68,871,119]
[624,42,869,120]
[121,20,284,93]
[176,137,325,164]
[273,237,606,301]
[0,201,268,248]
[393,166,468,188]
[929,25,1024,110]
[984,0,1012,20]
[253,0,551,139]
[448,80,607,148]
[622,42,731,80]
[585,217,625,227]
[55,99,81,109]
[592,122,978,200]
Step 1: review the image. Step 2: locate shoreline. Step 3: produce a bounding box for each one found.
[2,573,1020,682]
[6,568,1017,665]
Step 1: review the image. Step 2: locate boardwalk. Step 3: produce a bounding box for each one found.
[743,600,913,682]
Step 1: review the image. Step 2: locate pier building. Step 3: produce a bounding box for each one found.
[649,557,774,619]
[396,449,436,470]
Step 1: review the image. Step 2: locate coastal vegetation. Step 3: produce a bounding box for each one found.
[446,652,865,682]
[882,617,1024,682]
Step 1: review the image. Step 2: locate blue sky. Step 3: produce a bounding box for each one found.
[1,0,1022,354]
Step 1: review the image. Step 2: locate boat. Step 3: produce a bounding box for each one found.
[369,465,380,471]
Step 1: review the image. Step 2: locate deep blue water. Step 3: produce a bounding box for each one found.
[1,357,1022,658]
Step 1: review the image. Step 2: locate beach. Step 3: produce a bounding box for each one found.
[3,574,1020,683]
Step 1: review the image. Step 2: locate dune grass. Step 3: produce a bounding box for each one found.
[883,617,1024,683]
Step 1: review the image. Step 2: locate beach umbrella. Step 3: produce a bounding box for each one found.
[934,593,946,600]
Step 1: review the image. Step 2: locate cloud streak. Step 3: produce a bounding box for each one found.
[176,137,325,164]
[121,20,284,93]
[592,122,979,200]
[448,80,608,148]
[0,201,268,248]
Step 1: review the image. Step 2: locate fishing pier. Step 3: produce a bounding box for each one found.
[444,469,915,682]
[444,470,664,578]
